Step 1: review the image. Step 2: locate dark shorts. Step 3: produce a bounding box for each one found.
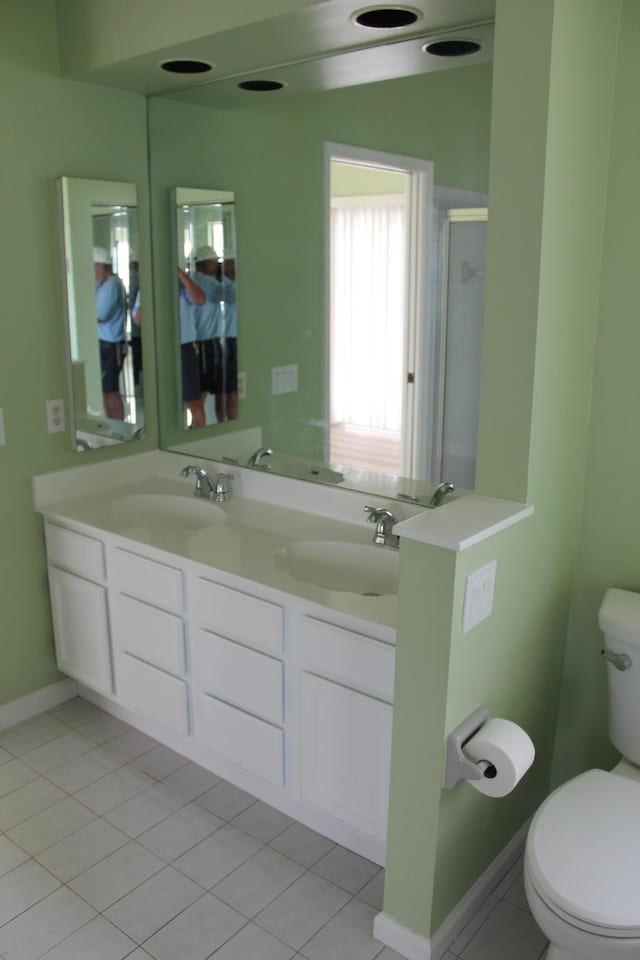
[181,342,201,403]
[129,337,142,386]
[224,337,238,393]
[99,340,126,393]
[198,338,223,394]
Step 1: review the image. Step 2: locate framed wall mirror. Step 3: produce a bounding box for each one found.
[173,187,238,430]
[58,177,145,450]
[150,22,492,499]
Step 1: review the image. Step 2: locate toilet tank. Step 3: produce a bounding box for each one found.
[599,588,640,764]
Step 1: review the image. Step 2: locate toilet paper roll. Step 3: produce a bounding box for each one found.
[462,718,535,797]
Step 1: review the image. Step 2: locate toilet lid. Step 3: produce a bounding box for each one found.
[526,770,640,933]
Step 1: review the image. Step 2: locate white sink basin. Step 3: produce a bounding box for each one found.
[110,494,226,531]
[274,540,399,596]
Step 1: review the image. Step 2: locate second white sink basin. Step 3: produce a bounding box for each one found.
[110,493,226,531]
[274,540,399,596]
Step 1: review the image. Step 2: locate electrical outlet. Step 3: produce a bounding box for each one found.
[237,371,246,400]
[272,364,298,395]
[463,560,497,633]
[46,398,66,434]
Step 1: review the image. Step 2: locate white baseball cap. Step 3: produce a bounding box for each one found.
[194,245,218,262]
[93,246,112,265]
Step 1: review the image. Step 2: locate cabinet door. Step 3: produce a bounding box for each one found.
[48,565,112,696]
[301,673,392,841]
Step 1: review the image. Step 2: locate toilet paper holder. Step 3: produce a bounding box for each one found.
[443,706,492,790]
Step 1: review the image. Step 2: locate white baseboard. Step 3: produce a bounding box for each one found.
[374,913,431,960]
[374,820,529,960]
[0,679,78,731]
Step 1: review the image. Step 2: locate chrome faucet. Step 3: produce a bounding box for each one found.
[179,464,217,499]
[213,473,232,502]
[247,447,273,467]
[429,481,455,507]
[364,506,399,547]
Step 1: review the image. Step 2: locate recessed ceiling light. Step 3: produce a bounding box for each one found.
[423,38,482,57]
[352,6,422,29]
[159,59,214,74]
[237,80,286,92]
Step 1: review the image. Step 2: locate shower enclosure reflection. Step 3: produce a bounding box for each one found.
[58,177,145,451]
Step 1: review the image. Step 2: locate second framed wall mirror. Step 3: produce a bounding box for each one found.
[58,177,145,451]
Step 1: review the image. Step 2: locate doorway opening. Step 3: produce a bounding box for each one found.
[325,143,432,479]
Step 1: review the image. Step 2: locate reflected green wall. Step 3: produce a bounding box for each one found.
[148,64,492,456]
[0,0,153,705]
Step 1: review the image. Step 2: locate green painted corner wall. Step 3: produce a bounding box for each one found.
[148,63,492,456]
[0,0,154,705]
[552,0,640,785]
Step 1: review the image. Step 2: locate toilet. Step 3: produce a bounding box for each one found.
[524,588,640,960]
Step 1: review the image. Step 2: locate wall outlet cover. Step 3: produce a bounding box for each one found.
[46,398,66,434]
[463,560,497,633]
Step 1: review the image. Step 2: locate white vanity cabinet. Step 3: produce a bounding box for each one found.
[42,516,395,862]
[109,546,190,736]
[299,617,395,842]
[45,522,113,696]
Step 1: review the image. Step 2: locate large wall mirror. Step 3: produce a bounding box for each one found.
[173,187,238,429]
[150,23,492,500]
[58,177,145,450]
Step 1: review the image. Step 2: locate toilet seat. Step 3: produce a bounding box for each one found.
[526,769,640,937]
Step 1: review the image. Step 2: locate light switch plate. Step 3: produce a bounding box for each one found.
[46,398,66,434]
[237,371,246,400]
[272,364,298,395]
[463,560,497,633]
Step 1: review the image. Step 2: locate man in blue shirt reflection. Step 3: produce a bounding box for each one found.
[94,247,126,420]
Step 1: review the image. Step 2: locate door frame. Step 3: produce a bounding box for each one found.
[323,142,433,477]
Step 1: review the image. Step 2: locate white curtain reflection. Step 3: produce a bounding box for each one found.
[330,197,406,433]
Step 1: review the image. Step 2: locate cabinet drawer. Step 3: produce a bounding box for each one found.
[197,628,283,725]
[302,617,395,702]
[45,522,105,581]
[199,693,284,786]
[194,578,283,655]
[115,652,189,735]
[112,594,186,675]
[111,548,184,613]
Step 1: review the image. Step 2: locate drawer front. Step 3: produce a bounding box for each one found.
[197,628,283,725]
[115,652,189,735]
[194,578,283,655]
[112,594,186,675]
[111,547,184,613]
[45,522,105,581]
[199,693,284,786]
[302,617,395,702]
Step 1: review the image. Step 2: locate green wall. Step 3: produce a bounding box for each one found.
[384,0,623,937]
[148,63,492,457]
[0,0,154,705]
[553,0,640,784]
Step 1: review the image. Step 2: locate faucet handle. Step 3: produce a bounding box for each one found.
[214,472,236,502]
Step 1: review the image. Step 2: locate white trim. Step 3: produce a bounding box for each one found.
[374,820,529,960]
[374,913,431,960]
[0,679,78,731]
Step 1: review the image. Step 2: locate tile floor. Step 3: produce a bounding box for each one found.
[0,698,549,960]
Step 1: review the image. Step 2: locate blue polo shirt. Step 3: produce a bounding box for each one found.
[222,277,237,338]
[194,271,223,340]
[96,275,126,343]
